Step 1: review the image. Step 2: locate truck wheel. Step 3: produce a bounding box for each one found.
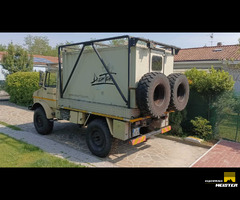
[86,119,112,158]
[167,73,189,111]
[136,72,171,118]
[34,107,53,135]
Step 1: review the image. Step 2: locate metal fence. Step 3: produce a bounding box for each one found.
[185,89,240,143]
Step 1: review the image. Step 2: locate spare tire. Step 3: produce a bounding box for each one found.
[136,72,171,118]
[167,73,189,111]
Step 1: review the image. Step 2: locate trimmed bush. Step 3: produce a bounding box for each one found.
[5,72,40,106]
[190,116,212,139]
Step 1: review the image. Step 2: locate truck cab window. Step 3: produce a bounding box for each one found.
[152,55,163,71]
[45,72,57,88]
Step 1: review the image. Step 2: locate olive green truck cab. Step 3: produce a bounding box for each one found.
[29,35,189,157]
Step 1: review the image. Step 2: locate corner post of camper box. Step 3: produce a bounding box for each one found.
[127,36,131,109]
[58,46,63,98]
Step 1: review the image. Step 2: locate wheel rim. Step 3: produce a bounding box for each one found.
[177,83,185,102]
[36,115,43,128]
[153,84,165,107]
[91,129,105,149]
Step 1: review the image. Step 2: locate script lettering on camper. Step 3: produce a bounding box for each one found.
[91,72,117,86]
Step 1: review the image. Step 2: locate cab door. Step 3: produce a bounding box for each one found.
[42,71,57,109]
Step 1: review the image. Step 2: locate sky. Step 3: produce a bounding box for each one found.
[0,32,240,49]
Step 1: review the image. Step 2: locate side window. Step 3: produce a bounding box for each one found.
[152,55,163,71]
[45,72,57,88]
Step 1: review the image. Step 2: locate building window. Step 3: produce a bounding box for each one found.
[152,55,163,71]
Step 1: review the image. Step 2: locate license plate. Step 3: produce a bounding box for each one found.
[132,127,140,137]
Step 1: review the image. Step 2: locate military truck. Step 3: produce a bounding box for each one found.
[29,35,189,157]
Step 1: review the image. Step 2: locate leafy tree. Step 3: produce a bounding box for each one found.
[2,43,33,74]
[0,44,7,51]
[24,35,57,56]
[109,38,127,46]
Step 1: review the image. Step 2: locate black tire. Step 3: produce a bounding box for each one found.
[86,119,112,158]
[34,107,53,135]
[167,73,189,111]
[136,72,171,118]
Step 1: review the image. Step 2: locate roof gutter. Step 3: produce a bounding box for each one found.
[175,60,240,65]
[174,60,223,64]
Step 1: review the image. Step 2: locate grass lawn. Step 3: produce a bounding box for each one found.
[0,132,85,167]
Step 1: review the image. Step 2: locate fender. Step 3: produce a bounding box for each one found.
[31,101,54,119]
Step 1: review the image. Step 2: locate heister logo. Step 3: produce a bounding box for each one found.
[215,172,238,188]
[205,172,238,188]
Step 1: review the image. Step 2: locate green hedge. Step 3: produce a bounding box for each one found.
[5,72,40,106]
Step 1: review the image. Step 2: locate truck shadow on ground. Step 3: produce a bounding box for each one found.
[107,140,151,164]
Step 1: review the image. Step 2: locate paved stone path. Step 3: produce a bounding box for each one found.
[191,139,240,167]
[0,100,209,167]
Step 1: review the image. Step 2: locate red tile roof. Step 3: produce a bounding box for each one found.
[174,44,240,62]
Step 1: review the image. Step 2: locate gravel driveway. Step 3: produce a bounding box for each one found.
[0,100,209,167]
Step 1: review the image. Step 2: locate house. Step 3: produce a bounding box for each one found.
[0,51,58,80]
[174,43,240,93]
[33,54,58,72]
[174,43,240,73]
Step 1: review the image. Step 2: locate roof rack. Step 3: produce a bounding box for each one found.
[58,35,181,55]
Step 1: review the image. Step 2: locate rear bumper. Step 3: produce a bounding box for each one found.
[129,125,171,145]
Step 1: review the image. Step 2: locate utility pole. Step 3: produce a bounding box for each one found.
[210,33,213,46]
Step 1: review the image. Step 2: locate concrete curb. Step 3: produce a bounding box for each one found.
[156,134,213,149]
[0,124,117,168]
[0,91,10,101]
[189,139,221,167]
